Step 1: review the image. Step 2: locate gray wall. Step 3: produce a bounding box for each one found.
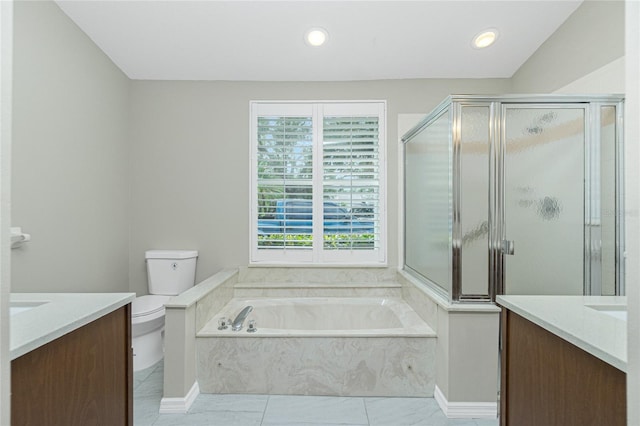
[625,2,640,424]
[128,79,511,296]
[511,0,624,93]
[11,0,625,297]
[12,0,130,292]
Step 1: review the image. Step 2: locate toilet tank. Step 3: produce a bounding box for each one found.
[145,250,198,295]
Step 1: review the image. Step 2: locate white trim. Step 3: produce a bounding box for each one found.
[248,261,388,267]
[312,104,323,263]
[434,385,498,419]
[0,1,13,423]
[159,381,200,414]
[249,100,387,265]
[251,99,387,105]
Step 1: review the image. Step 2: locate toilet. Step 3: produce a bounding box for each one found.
[131,249,198,372]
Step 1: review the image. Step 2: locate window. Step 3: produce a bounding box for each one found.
[250,101,386,264]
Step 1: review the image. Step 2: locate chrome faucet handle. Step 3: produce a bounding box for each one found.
[247,319,257,333]
[218,317,228,330]
[231,305,253,331]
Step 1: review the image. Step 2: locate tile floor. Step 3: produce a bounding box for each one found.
[134,362,499,426]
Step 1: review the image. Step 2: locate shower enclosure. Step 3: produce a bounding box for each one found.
[403,95,624,302]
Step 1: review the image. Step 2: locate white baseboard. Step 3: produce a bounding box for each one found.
[434,385,498,419]
[159,381,200,414]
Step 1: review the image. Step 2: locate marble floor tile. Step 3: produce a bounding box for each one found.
[263,423,367,426]
[365,397,448,426]
[364,398,496,426]
[153,410,264,426]
[134,369,164,399]
[134,395,161,426]
[441,420,478,426]
[471,419,499,426]
[133,360,498,426]
[262,395,369,425]
[134,363,160,390]
[188,393,269,414]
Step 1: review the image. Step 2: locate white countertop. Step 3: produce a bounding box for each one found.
[496,295,627,372]
[10,292,135,360]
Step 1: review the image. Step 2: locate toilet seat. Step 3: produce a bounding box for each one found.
[132,295,171,321]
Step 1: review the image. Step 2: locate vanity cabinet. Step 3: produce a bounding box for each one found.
[11,305,133,425]
[499,308,626,426]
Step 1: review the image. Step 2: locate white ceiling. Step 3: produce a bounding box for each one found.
[55,0,583,81]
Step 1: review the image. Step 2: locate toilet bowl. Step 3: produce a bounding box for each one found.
[132,295,171,371]
[131,249,198,372]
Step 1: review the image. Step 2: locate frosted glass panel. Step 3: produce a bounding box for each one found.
[504,107,585,295]
[405,111,451,293]
[460,106,490,296]
[600,106,617,295]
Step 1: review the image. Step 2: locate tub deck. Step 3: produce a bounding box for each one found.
[198,297,436,338]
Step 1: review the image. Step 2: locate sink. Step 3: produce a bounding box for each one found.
[10,301,47,316]
[586,304,627,321]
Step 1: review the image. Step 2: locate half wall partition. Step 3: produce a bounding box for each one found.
[403,95,624,302]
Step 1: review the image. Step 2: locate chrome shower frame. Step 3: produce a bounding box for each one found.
[402,94,625,303]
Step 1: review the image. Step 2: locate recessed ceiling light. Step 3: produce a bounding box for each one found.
[473,29,499,49]
[305,28,328,47]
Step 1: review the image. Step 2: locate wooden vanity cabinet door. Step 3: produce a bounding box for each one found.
[11,304,133,426]
[500,309,626,426]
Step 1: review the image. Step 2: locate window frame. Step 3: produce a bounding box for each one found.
[249,100,387,266]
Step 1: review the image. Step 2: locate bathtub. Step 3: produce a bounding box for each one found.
[196,297,436,397]
[199,297,433,337]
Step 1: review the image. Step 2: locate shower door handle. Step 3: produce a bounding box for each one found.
[502,240,515,256]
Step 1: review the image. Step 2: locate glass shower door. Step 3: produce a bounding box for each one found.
[502,105,586,295]
[405,110,452,296]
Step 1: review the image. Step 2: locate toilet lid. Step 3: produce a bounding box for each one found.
[132,295,172,318]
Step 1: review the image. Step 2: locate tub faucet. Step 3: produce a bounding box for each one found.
[232,305,253,331]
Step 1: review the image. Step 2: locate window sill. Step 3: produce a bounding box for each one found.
[247,262,389,268]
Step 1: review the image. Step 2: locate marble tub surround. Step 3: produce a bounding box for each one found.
[161,268,239,412]
[200,297,435,337]
[162,266,497,416]
[197,336,435,397]
[238,266,397,285]
[398,270,501,418]
[197,296,436,396]
[165,268,238,331]
[234,281,402,298]
[235,267,402,298]
[398,270,501,328]
[496,295,627,371]
[398,270,440,331]
[10,292,135,359]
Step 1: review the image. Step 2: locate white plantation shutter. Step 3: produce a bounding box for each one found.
[256,115,313,250]
[323,116,380,249]
[250,101,386,264]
